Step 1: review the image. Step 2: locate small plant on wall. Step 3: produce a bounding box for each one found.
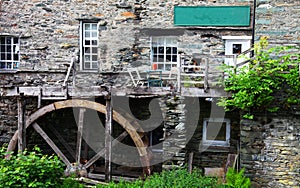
[218,37,300,119]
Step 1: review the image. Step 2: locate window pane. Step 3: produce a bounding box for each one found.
[92,62,98,69]
[0,62,5,68]
[0,38,5,44]
[166,55,171,62]
[206,122,227,141]
[172,55,177,62]
[85,24,90,30]
[152,47,157,54]
[158,47,164,54]
[84,55,90,61]
[7,62,12,69]
[165,64,171,70]
[233,44,242,54]
[6,38,11,44]
[157,64,163,70]
[166,47,171,54]
[92,32,97,38]
[0,45,4,52]
[92,47,97,53]
[13,54,19,61]
[84,62,91,69]
[13,38,19,44]
[7,46,11,52]
[158,55,164,62]
[84,47,91,53]
[7,53,11,60]
[85,40,90,45]
[1,53,4,60]
[92,55,97,61]
[85,31,90,38]
[91,40,97,45]
[172,47,177,54]
[91,24,97,30]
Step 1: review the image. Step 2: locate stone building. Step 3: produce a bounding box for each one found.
[0,0,299,187]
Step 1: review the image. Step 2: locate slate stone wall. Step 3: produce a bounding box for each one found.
[240,115,300,187]
[255,0,300,46]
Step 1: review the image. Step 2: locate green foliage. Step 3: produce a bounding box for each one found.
[218,38,300,118]
[60,176,84,188]
[0,146,65,187]
[97,168,225,188]
[225,168,251,188]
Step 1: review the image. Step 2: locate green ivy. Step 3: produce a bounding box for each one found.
[218,38,300,118]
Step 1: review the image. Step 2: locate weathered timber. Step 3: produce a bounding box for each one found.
[76,108,86,164]
[84,131,128,169]
[105,94,112,182]
[88,173,137,182]
[1,85,229,98]
[188,152,194,174]
[32,122,71,166]
[47,125,75,160]
[17,96,26,151]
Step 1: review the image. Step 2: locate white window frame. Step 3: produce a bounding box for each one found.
[80,22,99,71]
[222,36,252,66]
[0,36,20,70]
[150,36,178,71]
[202,118,230,147]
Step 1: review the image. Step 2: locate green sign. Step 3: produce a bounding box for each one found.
[174,6,251,26]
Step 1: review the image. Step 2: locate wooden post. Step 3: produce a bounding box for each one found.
[17,94,26,151]
[188,152,194,174]
[204,58,209,92]
[76,108,86,165]
[105,90,112,182]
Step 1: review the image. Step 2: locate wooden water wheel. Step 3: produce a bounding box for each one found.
[6,99,151,180]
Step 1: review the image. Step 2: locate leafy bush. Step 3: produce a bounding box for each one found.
[225,168,251,188]
[97,168,225,188]
[218,38,300,118]
[0,146,65,187]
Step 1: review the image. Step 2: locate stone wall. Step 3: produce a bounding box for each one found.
[240,115,300,187]
[255,0,300,46]
[0,0,253,73]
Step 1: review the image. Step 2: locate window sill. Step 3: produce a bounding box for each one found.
[199,145,230,153]
[0,69,18,74]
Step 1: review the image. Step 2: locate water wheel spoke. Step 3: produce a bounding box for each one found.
[32,122,71,166]
[84,131,128,169]
[47,125,75,160]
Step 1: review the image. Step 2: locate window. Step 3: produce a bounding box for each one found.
[222,36,252,66]
[80,22,98,70]
[0,36,20,69]
[203,118,230,147]
[151,37,178,71]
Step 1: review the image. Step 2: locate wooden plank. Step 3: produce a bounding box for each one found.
[84,131,128,169]
[17,96,26,151]
[76,108,86,164]
[188,152,194,174]
[32,122,71,166]
[105,95,112,182]
[47,125,75,160]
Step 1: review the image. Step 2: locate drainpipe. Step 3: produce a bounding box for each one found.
[251,0,257,57]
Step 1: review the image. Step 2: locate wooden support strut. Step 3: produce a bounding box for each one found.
[105,92,112,182]
[17,95,26,152]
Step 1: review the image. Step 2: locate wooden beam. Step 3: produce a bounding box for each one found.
[32,122,71,166]
[84,131,128,169]
[47,125,75,160]
[17,95,26,151]
[76,108,86,164]
[105,94,112,182]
